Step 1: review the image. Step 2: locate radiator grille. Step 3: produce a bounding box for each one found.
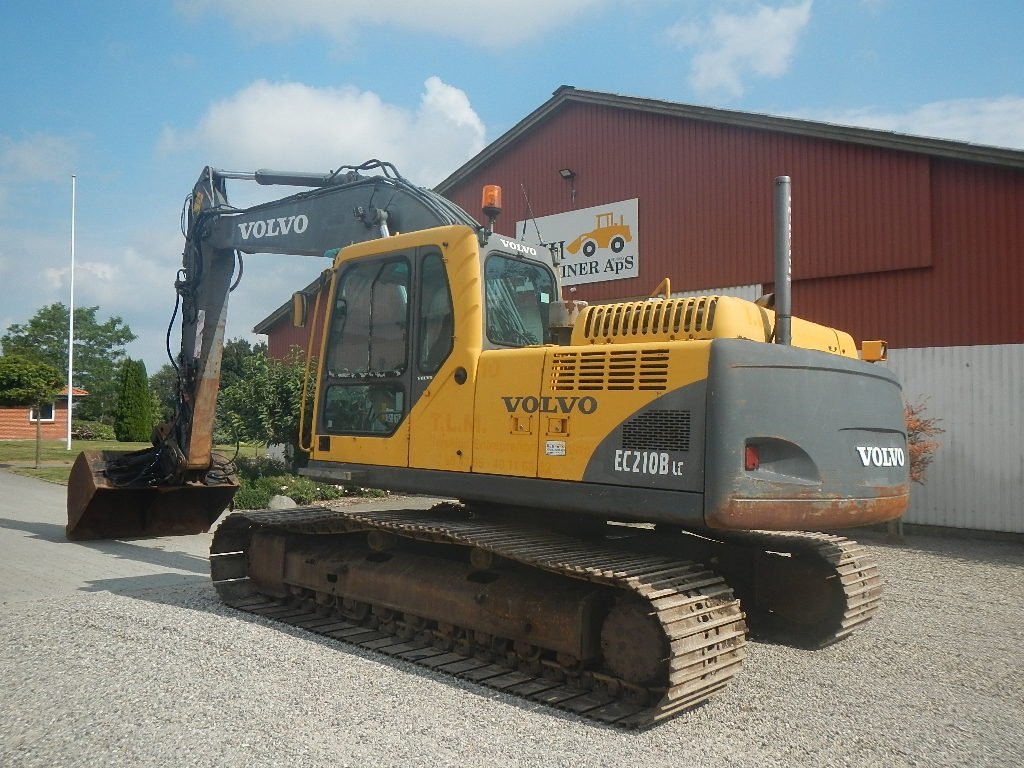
[550,349,670,391]
[579,297,718,342]
[622,410,691,452]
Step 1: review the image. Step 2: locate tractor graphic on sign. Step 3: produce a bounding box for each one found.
[566,212,633,257]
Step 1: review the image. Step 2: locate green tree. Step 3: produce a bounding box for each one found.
[148,338,270,428]
[0,354,63,468]
[113,358,153,442]
[1,303,136,424]
[218,348,313,469]
[149,363,178,423]
[221,337,269,391]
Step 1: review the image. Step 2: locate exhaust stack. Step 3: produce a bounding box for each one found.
[773,176,792,345]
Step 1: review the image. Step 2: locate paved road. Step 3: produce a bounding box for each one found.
[0,470,214,602]
[1,469,1021,768]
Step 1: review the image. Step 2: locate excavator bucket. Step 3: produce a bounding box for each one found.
[66,451,238,541]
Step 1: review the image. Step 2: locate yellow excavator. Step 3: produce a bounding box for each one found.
[66,161,908,727]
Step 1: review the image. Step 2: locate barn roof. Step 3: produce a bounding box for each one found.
[436,85,1024,194]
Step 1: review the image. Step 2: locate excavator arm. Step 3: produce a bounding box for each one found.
[67,161,481,540]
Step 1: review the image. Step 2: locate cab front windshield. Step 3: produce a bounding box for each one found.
[485,255,554,347]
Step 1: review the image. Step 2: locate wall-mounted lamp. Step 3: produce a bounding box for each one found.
[558,168,577,205]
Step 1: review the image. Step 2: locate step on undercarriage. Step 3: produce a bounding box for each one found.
[210,504,748,728]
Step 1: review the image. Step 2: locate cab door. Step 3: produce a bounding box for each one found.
[315,253,412,468]
[407,247,476,472]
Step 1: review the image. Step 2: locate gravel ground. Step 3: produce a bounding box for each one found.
[1,518,1021,767]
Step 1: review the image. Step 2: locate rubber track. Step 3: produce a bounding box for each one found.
[703,529,883,647]
[210,505,747,728]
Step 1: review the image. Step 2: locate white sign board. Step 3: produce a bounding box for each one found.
[517,199,639,286]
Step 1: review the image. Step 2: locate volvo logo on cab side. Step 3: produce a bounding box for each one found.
[502,395,597,415]
[498,238,538,257]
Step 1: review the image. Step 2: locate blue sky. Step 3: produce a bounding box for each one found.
[2,0,1023,375]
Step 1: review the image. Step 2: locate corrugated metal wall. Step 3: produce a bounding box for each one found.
[886,345,1024,533]
[781,159,1024,349]
[444,102,1024,349]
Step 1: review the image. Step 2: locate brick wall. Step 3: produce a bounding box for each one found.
[0,401,70,440]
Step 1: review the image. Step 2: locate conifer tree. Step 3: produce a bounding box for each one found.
[113,358,153,442]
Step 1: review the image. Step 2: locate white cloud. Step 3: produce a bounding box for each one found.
[0,133,79,217]
[797,96,1024,151]
[0,78,485,373]
[43,266,66,289]
[0,133,78,183]
[160,77,485,187]
[669,1,813,98]
[176,0,601,47]
[46,260,121,295]
[153,76,491,366]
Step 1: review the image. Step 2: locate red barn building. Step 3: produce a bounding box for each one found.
[257,87,1024,534]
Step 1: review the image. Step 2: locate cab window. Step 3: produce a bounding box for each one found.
[325,259,409,376]
[321,257,409,436]
[417,251,454,373]
[484,255,554,347]
[320,383,405,435]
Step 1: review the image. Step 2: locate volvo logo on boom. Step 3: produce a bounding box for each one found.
[237,215,309,240]
[498,238,538,257]
[502,395,597,415]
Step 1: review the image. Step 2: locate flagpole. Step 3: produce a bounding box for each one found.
[66,174,76,450]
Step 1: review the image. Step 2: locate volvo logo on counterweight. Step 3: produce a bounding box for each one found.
[856,446,905,467]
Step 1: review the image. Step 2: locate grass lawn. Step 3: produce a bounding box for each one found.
[0,439,262,485]
[0,439,149,464]
[9,467,71,484]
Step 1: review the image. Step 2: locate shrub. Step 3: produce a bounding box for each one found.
[231,471,345,509]
[233,483,273,510]
[230,452,383,510]
[235,455,289,481]
[71,420,116,440]
[905,399,944,484]
[278,476,343,505]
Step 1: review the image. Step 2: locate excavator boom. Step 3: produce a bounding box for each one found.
[66,161,482,540]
